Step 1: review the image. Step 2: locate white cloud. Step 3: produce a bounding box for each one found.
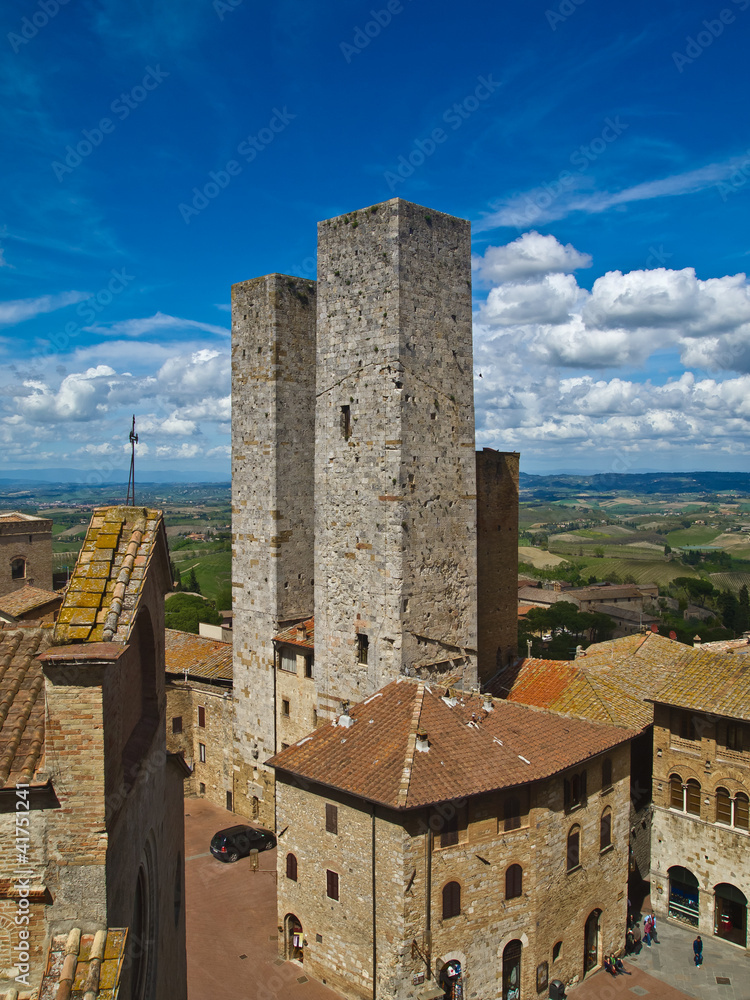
[0,290,90,327]
[480,273,582,327]
[473,232,592,283]
[18,365,119,423]
[84,311,230,339]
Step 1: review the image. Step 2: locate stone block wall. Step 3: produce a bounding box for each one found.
[276,648,319,749]
[232,274,316,827]
[0,518,53,594]
[166,678,233,808]
[314,199,478,712]
[476,449,519,682]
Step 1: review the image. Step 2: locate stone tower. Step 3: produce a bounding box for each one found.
[231,274,316,826]
[314,199,478,716]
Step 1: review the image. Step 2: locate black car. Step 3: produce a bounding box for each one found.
[210,824,276,862]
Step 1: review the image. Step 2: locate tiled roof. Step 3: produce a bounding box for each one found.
[696,636,750,653]
[165,628,232,681]
[38,927,127,1000]
[650,651,750,721]
[595,603,658,624]
[0,585,62,619]
[0,626,52,788]
[273,616,314,649]
[269,678,636,810]
[54,506,168,645]
[565,585,643,602]
[516,587,566,605]
[0,512,40,522]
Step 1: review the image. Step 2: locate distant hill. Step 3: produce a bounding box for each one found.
[0,468,230,484]
[520,471,750,499]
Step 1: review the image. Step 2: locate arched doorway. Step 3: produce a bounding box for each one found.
[668,865,699,927]
[714,883,747,947]
[502,940,521,1000]
[439,959,464,1000]
[284,913,304,962]
[583,910,601,975]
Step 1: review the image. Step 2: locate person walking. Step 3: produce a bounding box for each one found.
[693,935,703,966]
[649,912,658,943]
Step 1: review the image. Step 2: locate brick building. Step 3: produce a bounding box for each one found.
[232,199,519,828]
[0,512,53,594]
[0,506,188,999]
[270,680,636,1000]
[649,651,750,950]
[165,627,233,809]
[0,585,62,624]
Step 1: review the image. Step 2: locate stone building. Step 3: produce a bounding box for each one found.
[0,585,62,624]
[165,627,233,809]
[270,679,636,1000]
[0,512,53,594]
[648,651,750,950]
[232,199,519,828]
[0,506,188,999]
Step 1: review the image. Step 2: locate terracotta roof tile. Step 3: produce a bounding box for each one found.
[164,628,232,681]
[0,626,52,788]
[650,651,750,721]
[0,585,61,619]
[269,679,636,810]
[273,617,314,649]
[54,506,168,646]
[38,927,127,1000]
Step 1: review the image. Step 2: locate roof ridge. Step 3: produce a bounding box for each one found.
[576,670,618,725]
[396,681,425,808]
[101,515,147,641]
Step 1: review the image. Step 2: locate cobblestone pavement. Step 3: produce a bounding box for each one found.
[568,915,749,1000]
[184,797,343,1000]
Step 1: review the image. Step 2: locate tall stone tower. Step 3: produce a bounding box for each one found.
[231,274,316,826]
[314,199,478,716]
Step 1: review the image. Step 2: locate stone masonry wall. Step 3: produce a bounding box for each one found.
[232,274,316,827]
[476,449,519,682]
[0,519,53,595]
[315,199,478,714]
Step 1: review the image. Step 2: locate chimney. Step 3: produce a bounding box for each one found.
[415,729,429,753]
[296,623,307,641]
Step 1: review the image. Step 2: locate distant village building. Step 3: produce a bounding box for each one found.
[0,506,188,998]
[270,679,636,999]
[0,584,62,625]
[0,512,53,594]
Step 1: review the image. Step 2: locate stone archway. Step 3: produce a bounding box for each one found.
[583,909,601,976]
[284,913,303,963]
[714,883,747,947]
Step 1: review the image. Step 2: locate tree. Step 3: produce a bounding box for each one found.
[169,558,182,591]
[164,593,222,634]
[594,546,605,558]
[738,585,750,632]
[664,544,672,556]
[186,567,201,594]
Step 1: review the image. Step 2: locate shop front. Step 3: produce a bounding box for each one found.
[714,883,747,948]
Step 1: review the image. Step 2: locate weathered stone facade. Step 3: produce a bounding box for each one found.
[0,513,53,595]
[166,675,233,808]
[232,274,316,827]
[650,702,750,949]
[275,743,632,1000]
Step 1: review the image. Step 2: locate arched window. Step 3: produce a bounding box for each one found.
[670,774,684,809]
[736,792,749,830]
[502,940,522,1000]
[11,558,25,580]
[716,788,732,825]
[503,796,521,831]
[602,757,613,790]
[600,807,612,850]
[286,853,298,881]
[442,881,461,919]
[686,779,701,816]
[567,824,580,871]
[505,864,522,899]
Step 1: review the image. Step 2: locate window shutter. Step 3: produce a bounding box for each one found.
[326,803,338,834]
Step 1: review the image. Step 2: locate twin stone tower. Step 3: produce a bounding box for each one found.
[231,198,519,825]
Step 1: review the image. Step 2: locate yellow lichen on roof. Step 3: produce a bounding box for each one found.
[165,628,232,681]
[54,506,167,646]
[38,926,127,1000]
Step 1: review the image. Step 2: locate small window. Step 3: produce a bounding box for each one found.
[286,853,298,881]
[305,655,314,678]
[600,808,612,850]
[198,706,205,728]
[357,633,369,665]
[341,405,351,440]
[736,792,749,830]
[552,941,562,962]
[226,790,233,812]
[670,773,683,809]
[724,723,745,752]
[503,796,521,832]
[282,699,290,717]
[11,558,25,580]
[313,708,318,726]
[439,803,467,848]
[505,864,522,899]
[172,716,182,734]
[442,881,461,919]
[564,770,587,812]
[716,788,732,825]
[326,869,339,900]
[326,803,338,834]
[686,779,701,816]
[602,758,613,790]
[199,782,206,794]
[280,649,297,672]
[199,742,206,763]
[567,825,580,871]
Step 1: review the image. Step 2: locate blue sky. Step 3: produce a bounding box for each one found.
[2,0,750,479]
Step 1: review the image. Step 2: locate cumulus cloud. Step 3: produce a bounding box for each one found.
[0,290,90,327]
[18,365,119,422]
[473,231,592,284]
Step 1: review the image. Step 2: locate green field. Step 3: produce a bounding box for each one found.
[666,527,721,547]
[573,556,697,586]
[709,572,750,593]
[172,549,231,605]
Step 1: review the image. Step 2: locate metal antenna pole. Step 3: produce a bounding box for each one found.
[126,415,138,506]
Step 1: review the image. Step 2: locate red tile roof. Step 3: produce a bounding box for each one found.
[0,584,62,619]
[0,626,52,788]
[269,678,636,810]
[273,616,314,649]
[38,926,127,1000]
[165,628,232,681]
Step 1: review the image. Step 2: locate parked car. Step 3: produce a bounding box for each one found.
[210,824,276,862]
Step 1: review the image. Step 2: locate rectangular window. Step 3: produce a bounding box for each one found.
[305,654,314,678]
[326,803,338,834]
[438,803,468,848]
[198,706,205,728]
[172,716,182,734]
[280,649,297,672]
[357,633,369,665]
[326,869,339,900]
[226,790,233,812]
[340,405,351,440]
[199,742,206,763]
[282,699,290,717]
[199,782,206,795]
